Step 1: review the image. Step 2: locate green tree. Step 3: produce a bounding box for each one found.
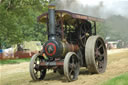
[0,0,51,48]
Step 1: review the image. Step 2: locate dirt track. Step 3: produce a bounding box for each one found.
[0,49,128,85]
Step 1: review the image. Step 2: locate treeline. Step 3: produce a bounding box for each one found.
[98,15,128,43]
[0,0,128,49]
[0,0,53,48]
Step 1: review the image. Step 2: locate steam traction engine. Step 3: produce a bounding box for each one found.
[29,5,107,81]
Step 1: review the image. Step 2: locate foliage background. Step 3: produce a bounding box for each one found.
[0,0,128,49]
[0,0,51,48]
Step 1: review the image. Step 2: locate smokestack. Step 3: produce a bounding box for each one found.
[48,5,56,40]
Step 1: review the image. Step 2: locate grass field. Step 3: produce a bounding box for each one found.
[101,72,128,85]
[0,58,30,65]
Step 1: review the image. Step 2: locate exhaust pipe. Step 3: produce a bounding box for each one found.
[48,5,56,40]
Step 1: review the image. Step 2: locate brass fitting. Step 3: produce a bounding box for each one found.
[48,5,56,9]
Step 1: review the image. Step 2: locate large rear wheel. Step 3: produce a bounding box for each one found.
[64,52,80,81]
[85,36,107,74]
[29,53,46,81]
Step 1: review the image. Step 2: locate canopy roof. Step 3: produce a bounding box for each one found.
[37,10,104,23]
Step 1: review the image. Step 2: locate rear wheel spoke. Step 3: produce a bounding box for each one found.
[98,44,103,50]
[69,69,73,76]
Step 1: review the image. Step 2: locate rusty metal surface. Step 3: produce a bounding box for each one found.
[37,10,104,23]
[14,51,35,58]
[61,42,79,56]
[0,51,35,60]
[0,53,3,59]
[40,61,63,66]
[66,43,79,52]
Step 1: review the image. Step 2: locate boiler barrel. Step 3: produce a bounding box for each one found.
[44,40,79,58]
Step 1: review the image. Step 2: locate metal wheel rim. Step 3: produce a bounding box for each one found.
[64,52,80,81]
[29,53,46,81]
[85,36,107,74]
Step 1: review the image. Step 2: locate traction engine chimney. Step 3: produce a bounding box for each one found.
[48,5,56,40]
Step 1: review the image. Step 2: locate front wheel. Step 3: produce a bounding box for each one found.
[64,52,80,81]
[29,53,46,81]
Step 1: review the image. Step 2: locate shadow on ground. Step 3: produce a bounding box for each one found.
[29,68,90,83]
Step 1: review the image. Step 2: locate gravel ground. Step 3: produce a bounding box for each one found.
[0,48,128,85]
